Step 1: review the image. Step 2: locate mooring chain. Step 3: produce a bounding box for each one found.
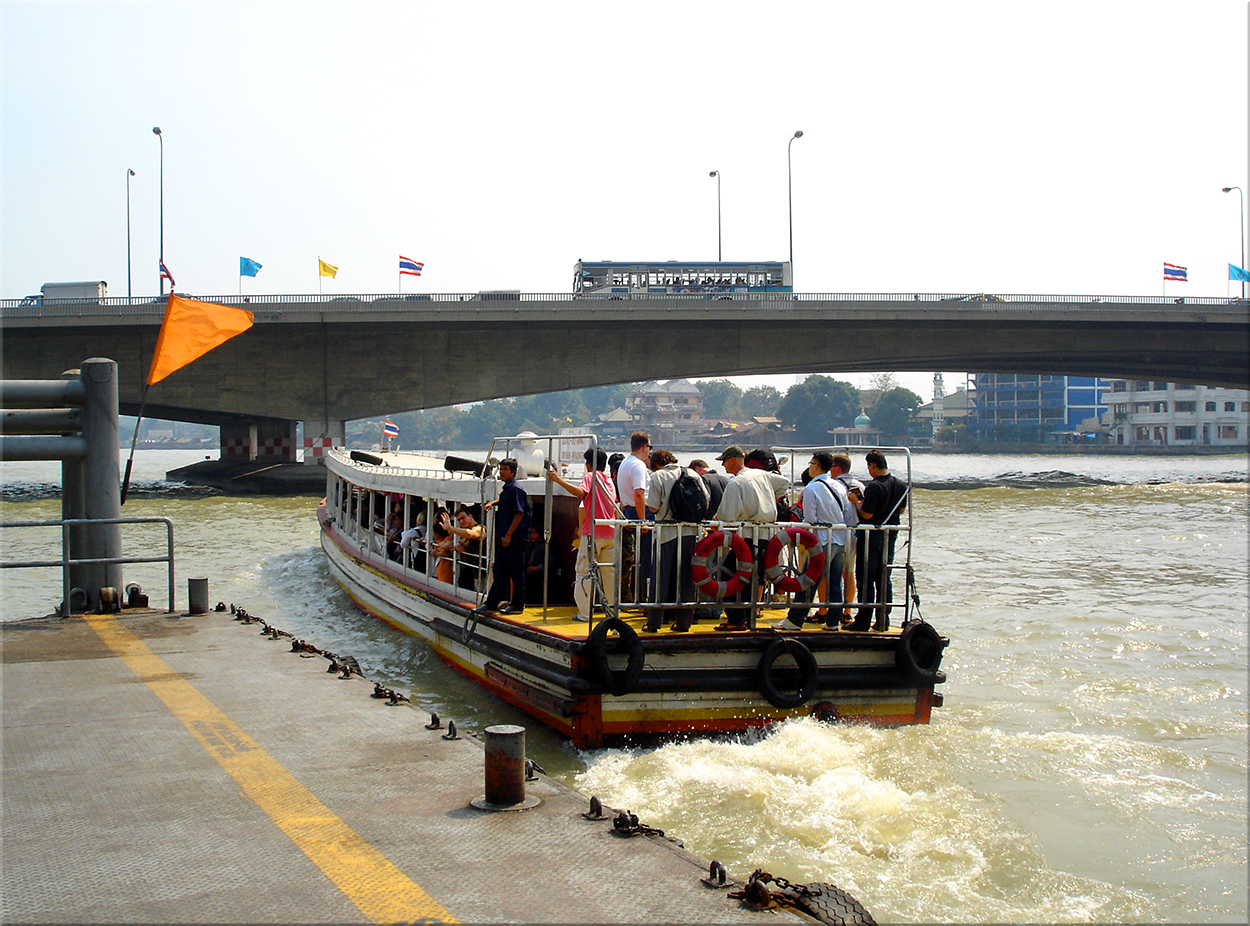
[729,869,823,909]
[609,809,682,846]
[223,603,416,708]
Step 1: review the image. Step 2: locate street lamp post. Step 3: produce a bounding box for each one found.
[153,127,163,295]
[126,168,135,300]
[709,170,721,261]
[1222,185,1245,299]
[787,130,803,283]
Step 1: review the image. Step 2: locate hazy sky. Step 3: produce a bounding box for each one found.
[2,1,1246,401]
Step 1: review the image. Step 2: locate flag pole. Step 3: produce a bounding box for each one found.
[120,383,151,506]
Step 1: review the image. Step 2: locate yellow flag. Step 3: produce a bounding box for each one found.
[319,259,338,278]
[147,294,254,385]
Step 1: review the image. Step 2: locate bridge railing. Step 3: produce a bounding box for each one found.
[3,290,1246,318]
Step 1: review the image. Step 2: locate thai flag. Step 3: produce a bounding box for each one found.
[1163,262,1187,282]
[383,419,400,438]
[159,260,175,287]
[399,256,424,277]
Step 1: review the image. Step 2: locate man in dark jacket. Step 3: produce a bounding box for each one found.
[689,459,727,512]
[850,450,908,631]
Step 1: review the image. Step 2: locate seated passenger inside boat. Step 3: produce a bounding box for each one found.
[442,505,485,592]
[430,507,454,585]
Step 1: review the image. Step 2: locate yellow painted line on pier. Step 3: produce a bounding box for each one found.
[83,614,458,925]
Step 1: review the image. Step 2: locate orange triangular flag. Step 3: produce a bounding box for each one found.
[146,294,254,385]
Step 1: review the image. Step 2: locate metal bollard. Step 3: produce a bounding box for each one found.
[483,724,526,806]
[187,577,208,615]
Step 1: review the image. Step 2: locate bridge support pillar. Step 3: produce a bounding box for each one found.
[220,419,299,463]
[301,418,345,464]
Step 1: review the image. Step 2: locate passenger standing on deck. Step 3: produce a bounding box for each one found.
[774,451,848,632]
[832,453,865,623]
[850,450,907,631]
[524,526,546,604]
[712,445,790,631]
[644,450,710,633]
[546,447,620,622]
[688,459,728,624]
[689,459,728,512]
[474,459,532,616]
[616,432,654,603]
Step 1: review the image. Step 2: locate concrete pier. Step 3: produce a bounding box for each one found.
[1,607,776,924]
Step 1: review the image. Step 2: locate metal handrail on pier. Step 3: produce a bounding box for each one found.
[1,516,176,617]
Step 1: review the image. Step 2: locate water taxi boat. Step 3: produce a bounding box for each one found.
[317,436,947,748]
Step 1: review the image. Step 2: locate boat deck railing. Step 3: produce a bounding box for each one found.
[326,439,916,631]
[594,518,910,629]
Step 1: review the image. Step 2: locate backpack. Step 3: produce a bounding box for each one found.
[776,496,802,523]
[667,468,709,522]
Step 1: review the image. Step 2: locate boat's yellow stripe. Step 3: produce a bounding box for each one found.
[82,614,457,925]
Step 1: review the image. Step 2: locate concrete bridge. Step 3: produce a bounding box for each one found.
[3,291,1247,462]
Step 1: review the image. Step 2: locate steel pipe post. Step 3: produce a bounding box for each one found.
[80,358,122,607]
[483,724,526,806]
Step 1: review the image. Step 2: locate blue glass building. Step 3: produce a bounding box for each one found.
[966,374,1108,441]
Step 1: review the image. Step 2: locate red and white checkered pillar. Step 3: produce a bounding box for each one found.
[220,419,299,463]
[302,419,345,464]
[220,422,258,460]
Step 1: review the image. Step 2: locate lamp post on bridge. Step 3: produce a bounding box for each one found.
[787,130,803,285]
[1222,185,1244,299]
[126,168,135,300]
[709,170,721,261]
[153,127,164,295]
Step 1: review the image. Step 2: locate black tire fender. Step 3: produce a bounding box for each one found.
[757,638,819,709]
[584,615,645,697]
[895,621,947,686]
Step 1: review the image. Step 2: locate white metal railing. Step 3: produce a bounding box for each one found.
[0,516,176,617]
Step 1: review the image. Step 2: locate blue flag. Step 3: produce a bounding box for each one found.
[240,256,262,278]
[1229,263,1250,283]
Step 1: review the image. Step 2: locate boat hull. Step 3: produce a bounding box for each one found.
[321,524,940,748]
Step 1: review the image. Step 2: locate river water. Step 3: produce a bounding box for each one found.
[2,450,1246,923]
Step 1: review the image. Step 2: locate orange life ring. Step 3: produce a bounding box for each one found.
[690,530,754,598]
[764,526,825,594]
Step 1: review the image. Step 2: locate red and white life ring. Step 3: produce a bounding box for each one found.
[764,526,825,594]
[690,530,754,598]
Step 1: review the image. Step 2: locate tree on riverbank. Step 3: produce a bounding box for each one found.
[777,376,860,443]
[870,387,924,442]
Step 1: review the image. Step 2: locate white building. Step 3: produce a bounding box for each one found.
[1105,380,1249,448]
[624,379,705,440]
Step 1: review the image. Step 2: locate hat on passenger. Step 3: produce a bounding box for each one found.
[745,449,780,473]
[716,445,745,461]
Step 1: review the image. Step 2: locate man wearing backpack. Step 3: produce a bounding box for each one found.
[644,450,711,633]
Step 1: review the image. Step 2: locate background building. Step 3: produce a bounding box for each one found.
[966,374,1108,443]
[624,380,706,441]
[1105,381,1249,447]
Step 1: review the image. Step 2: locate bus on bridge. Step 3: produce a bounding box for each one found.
[573,259,792,297]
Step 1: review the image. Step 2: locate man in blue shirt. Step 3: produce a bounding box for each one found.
[474,458,532,615]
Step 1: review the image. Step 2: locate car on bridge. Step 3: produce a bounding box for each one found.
[944,293,1009,303]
